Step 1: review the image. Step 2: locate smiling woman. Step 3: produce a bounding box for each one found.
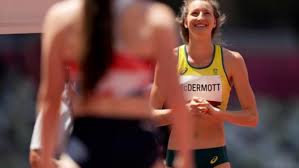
[151,0,259,168]
[177,0,226,44]
[0,0,60,34]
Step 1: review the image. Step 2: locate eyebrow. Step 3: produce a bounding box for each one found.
[190,8,212,12]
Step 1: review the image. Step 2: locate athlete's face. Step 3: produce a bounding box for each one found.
[184,0,216,38]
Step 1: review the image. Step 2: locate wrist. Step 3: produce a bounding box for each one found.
[215,108,226,120]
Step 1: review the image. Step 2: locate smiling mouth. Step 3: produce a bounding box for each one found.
[194,23,208,28]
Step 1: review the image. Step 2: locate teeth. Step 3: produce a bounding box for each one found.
[195,24,207,28]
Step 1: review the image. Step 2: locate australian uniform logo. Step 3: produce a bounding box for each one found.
[180,67,188,75]
[213,68,218,75]
[210,156,218,164]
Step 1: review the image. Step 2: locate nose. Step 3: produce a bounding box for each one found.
[196,12,205,20]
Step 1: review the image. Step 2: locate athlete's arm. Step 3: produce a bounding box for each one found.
[148,3,193,168]
[200,51,259,127]
[222,52,258,127]
[150,62,173,126]
[30,89,73,168]
[151,47,184,126]
[38,3,68,168]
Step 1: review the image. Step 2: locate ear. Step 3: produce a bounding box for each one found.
[213,20,217,28]
[184,18,188,28]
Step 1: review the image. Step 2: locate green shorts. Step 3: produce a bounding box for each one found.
[166,146,229,168]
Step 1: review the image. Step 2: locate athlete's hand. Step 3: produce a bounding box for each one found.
[191,97,223,122]
[199,100,223,121]
[186,97,208,115]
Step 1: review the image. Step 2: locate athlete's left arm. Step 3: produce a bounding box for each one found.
[201,52,259,127]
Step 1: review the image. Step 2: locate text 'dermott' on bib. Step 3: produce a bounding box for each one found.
[180,75,222,106]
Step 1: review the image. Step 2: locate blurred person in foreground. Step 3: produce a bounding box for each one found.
[151,0,259,168]
[38,0,193,168]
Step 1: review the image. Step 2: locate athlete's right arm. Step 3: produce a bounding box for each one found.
[150,62,172,126]
[150,47,184,126]
[38,3,70,168]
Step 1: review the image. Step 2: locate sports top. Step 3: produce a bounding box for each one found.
[64,0,153,98]
[65,53,153,98]
[177,44,231,110]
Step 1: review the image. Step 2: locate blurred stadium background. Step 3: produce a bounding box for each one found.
[0,0,298,167]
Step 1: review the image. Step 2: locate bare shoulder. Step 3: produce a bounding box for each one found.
[222,47,246,65]
[43,0,82,34]
[146,2,176,28]
[222,47,248,78]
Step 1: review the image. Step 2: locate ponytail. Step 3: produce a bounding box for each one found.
[81,0,113,97]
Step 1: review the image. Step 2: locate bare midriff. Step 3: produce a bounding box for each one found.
[168,117,226,149]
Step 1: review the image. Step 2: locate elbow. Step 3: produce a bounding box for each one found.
[155,122,168,127]
[154,116,171,127]
[249,111,259,127]
[249,117,258,127]
[152,109,172,126]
